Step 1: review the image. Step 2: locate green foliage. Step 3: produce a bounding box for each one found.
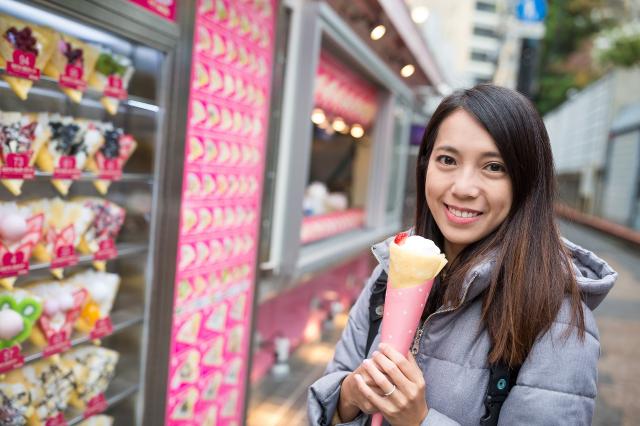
[599,34,640,67]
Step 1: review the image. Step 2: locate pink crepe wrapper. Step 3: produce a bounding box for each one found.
[371,278,435,426]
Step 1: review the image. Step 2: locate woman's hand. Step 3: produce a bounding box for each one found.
[355,343,428,426]
[337,356,387,421]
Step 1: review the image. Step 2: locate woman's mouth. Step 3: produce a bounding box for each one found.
[444,204,483,224]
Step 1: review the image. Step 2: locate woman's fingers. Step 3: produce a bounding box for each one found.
[379,343,425,385]
[354,374,389,413]
[362,359,396,396]
[371,350,413,394]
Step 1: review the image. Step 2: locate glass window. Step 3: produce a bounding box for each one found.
[476,1,496,12]
[473,26,499,38]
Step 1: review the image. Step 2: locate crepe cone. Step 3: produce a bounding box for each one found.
[0,15,55,100]
[0,112,49,195]
[371,233,447,426]
[43,33,99,103]
[84,124,137,194]
[89,50,134,115]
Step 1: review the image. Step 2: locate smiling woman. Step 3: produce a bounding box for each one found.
[308,84,618,426]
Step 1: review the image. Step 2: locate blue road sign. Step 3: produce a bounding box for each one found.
[515,0,547,23]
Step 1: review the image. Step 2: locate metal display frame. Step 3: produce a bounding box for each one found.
[0,1,196,424]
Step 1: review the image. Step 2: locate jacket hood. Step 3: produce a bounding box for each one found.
[371,234,616,311]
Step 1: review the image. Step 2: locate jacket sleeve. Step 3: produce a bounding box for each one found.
[307,264,384,426]
[497,302,600,426]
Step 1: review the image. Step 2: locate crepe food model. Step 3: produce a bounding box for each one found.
[85,124,137,194]
[0,112,50,195]
[0,15,55,100]
[0,376,30,425]
[77,415,114,426]
[75,197,125,270]
[62,346,119,410]
[37,115,103,195]
[25,280,87,348]
[43,33,99,103]
[0,202,44,290]
[67,270,120,333]
[0,289,42,350]
[20,359,74,425]
[28,198,94,279]
[89,50,134,115]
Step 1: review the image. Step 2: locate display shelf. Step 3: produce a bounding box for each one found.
[66,376,140,425]
[28,243,149,272]
[22,308,144,365]
[0,69,159,113]
[33,171,154,184]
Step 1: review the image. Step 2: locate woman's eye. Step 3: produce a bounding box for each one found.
[436,155,456,166]
[486,162,506,173]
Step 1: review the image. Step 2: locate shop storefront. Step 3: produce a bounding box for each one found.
[0,0,445,425]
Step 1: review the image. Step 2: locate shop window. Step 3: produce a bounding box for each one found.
[301,51,378,244]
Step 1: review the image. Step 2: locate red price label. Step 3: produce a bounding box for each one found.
[94,238,117,261]
[0,153,35,179]
[97,158,122,180]
[104,75,128,100]
[51,244,78,269]
[43,330,71,358]
[53,156,81,179]
[6,49,40,80]
[0,249,29,278]
[0,345,24,373]
[83,394,107,419]
[90,316,113,340]
[45,412,67,426]
[59,64,87,91]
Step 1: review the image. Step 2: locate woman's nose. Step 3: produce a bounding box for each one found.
[451,169,480,198]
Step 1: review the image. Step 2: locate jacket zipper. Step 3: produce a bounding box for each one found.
[410,272,480,355]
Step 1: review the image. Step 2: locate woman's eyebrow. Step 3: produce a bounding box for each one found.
[435,144,502,159]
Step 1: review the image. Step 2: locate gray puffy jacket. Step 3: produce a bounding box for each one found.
[308,236,617,425]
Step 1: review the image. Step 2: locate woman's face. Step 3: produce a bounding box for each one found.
[425,109,513,259]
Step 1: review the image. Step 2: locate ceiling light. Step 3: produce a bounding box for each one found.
[311,108,326,125]
[411,6,430,24]
[350,124,364,138]
[400,64,415,78]
[370,24,386,41]
[332,117,347,133]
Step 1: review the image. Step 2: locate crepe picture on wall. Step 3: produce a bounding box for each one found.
[43,33,99,103]
[62,346,119,410]
[202,336,223,366]
[28,198,94,278]
[89,49,134,115]
[36,115,103,195]
[85,124,137,194]
[201,372,222,401]
[170,349,200,389]
[205,303,227,332]
[170,387,198,421]
[0,112,50,195]
[176,312,202,345]
[67,270,120,333]
[0,15,55,100]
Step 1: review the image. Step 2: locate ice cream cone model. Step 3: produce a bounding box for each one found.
[25,281,87,348]
[62,346,119,410]
[0,112,50,195]
[0,288,42,350]
[36,115,103,195]
[15,358,74,425]
[43,33,99,103]
[0,15,55,100]
[74,197,125,268]
[88,50,134,115]
[0,202,44,290]
[27,198,94,278]
[371,232,447,426]
[67,270,120,333]
[84,124,137,194]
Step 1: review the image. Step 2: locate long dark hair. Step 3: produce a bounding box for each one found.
[415,84,585,367]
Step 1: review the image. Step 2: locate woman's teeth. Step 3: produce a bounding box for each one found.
[447,206,481,218]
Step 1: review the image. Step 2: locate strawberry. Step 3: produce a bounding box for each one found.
[394,232,408,244]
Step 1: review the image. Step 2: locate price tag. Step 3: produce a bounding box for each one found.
[0,152,35,179]
[90,316,113,340]
[59,64,87,91]
[43,330,71,358]
[83,394,107,419]
[0,345,24,373]
[6,49,40,80]
[53,155,81,179]
[45,412,67,426]
[104,75,128,100]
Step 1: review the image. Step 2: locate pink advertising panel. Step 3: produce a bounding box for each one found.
[127,0,177,22]
[165,0,276,425]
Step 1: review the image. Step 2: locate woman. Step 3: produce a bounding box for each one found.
[307,85,617,425]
